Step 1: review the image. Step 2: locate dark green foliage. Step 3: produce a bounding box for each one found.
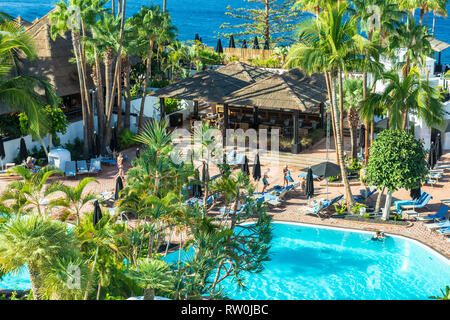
[366,130,428,192]
[63,138,84,161]
[218,0,304,46]
[119,128,137,150]
[0,113,22,138]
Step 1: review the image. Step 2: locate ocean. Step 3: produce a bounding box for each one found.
[0,0,449,64]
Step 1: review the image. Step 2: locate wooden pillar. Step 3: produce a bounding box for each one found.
[253,106,259,129]
[292,110,300,154]
[193,100,199,119]
[159,97,166,121]
[319,103,324,129]
[223,103,229,146]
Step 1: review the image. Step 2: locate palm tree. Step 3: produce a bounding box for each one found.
[0,214,78,299]
[341,79,363,160]
[129,5,175,131]
[0,21,57,154]
[286,2,357,211]
[293,0,332,17]
[127,258,175,300]
[430,0,448,34]
[91,12,122,147]
[45,177,99,225]
[362,68,444,130]
[49,0,95,156]
[1,166,62,215]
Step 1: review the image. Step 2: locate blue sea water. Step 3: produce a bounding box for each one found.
[2,222,450,299]
[0,0,449,64]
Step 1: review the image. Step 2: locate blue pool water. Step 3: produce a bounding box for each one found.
[167,222,450,300]
[2,222,449,299]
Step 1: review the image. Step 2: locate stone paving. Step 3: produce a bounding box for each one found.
[0,137,449,258]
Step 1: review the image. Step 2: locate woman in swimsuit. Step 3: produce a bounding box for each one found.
[117,153,124,181]
[262,168,270,193]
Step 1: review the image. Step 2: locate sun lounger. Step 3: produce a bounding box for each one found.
[227,152,245,166]
[305,195,344,217]
[89,159,101,174]
[394,192,430,214]
[417,204,449,222]
[398,193,433,216]
[219,203,248,215]
[425,219,450,230]
[435,227,450,235]
[354,188,377,202]
[64,161,76,177]
[101,158,117,166]
[76,160,89,174]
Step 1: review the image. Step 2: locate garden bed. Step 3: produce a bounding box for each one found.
[331,214,410,226]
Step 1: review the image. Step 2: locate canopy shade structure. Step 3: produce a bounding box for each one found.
[151,62,273,102]
[223,68,328,111]
[430,38,450,52]
[301,161,342,178]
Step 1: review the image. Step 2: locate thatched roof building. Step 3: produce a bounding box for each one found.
[15,10,88,98]
[223,68,328,111]
[151,62,273,102]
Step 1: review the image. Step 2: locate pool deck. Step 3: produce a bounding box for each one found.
[0,136,449,258]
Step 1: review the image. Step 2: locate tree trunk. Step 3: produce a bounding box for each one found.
[363,72,369,165]
[123,56,131,130]
[103,49,114,147]
[94,47,106,154]
[116,57,123,133]
[325,72,339,164]
[335,73,354,211]
[348,112,357,160]
[375,186,385,213]
[28,264,41,300]
[144,287,155,300]
[382,191,393,221]
[71,32,89,156]
[163,0,167,12]
[432,11,436,35]
[264,0,270,46]
[138,39,154,132]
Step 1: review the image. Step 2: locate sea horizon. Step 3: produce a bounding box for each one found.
[0,0,449,64]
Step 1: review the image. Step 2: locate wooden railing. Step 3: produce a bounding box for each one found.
[224,48,274,63]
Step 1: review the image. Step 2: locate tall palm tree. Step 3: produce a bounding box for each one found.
[129,5,175,131]
[0,214,78,299]
[286,3,357,211]
[362,67,444,130]
[388,19,433,127]
[45,177,99,225]
[50,0,96,156]
[0,21,57,153]
[341,79,363,160]
[91,12,122,147]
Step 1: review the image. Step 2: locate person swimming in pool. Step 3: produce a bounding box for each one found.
[262,168,270,193]
[372,231,386,241]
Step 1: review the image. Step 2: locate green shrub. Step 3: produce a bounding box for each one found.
[0,113,22,138]
[119,129,137,149]
[63,137,84,161]
[163,98,182,115]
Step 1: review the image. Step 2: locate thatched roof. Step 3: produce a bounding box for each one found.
[215,61,273,83]
[430,38,450,53]
[151,62,273,102]
[223,68,328,111]
[13,16,32,29]
[15,10,89,97]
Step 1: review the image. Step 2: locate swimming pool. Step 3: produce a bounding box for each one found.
[215,222,450,300]
[2,222,449,299]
